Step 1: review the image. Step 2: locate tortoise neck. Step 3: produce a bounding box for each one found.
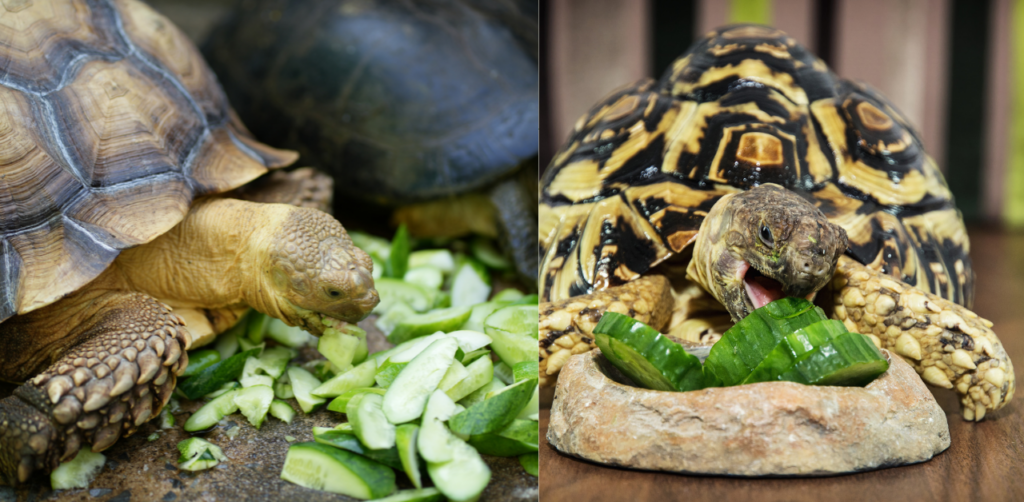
[112,197,287,312]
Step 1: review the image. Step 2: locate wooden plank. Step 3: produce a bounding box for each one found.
[833,0,951,170]
[540,229,1024,501]
[548,0,651,150]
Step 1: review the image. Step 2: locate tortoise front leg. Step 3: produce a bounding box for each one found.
[0,292,190,485]
[539,275,675,386]
[832,256,1014,421]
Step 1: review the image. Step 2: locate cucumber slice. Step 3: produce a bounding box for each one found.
[593,312,706,391]
[404,266,444,291]
[269,400,296,424]
[704,297,826,386]
[247,312,271,343]
[376,301,417,336]
[385,225,410,279]
[374,278,433,314]
[483,305,538,367]
[467,433,537,457]
[372,256,384,280]
[237,338,265,354]
[512,361,538,382]
[437,359,469,392]
[495,419,538,448]
[519,453,538,476]
[319,329,361,371]
[159,406,175,429]
[743,319,848,384]
[448,378,537,435]
[287,367,326,413]
[354,334,369,365]
[233,385,274,429]
[381,333,449,365]
[470,237,512,270]
[388,306,473,344]
[240,357,275,388]
[426,438,491,502]
[491,288,525,303]
[203,381,240,400]
[458,378,505,408]
[312,359,378,397]
[781,332,890,386]
[418,390,460,463]
[274,373,294,400]
[266,318,316,347]
[312,431,403,469]
[214,316,245,360]
[281,442,396,499]
[461,302,504,332]
[515,386,539,421]
[445,356,493,402]
[394,424,423,489]
[461,349,491,365]
[181,349,221,378]
[383,338,460,424]
[327,388,388,413]
[508,294,539,305]
[451,260,491,308]
[373,488,444,502]
[375,361,408,388]
[409,249,455,273]
[183,389,240,432]
[258,347,296,378]
[177,438,227,471]
[493,362,514,385]
[305,359,338,382]
[50,448,105,489]
[445,330,492,353]
[347,393,396,450]
[178,348,260,400]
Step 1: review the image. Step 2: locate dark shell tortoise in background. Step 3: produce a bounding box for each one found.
[538,25,1013,421]
[202,0,540,284]
[0,0,379,485]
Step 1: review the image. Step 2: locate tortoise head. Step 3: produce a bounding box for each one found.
[686,184,848,322]
[264,208,379,334]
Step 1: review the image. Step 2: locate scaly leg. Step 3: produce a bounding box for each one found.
[539,275,674,386]
[832,255,1013,421]
[0,292,190,485]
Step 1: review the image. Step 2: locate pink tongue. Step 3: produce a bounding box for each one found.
[745,276,785,309]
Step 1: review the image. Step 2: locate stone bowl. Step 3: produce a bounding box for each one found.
[547,349,950,476]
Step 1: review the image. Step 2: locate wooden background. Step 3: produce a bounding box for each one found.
[539,226,1024,501]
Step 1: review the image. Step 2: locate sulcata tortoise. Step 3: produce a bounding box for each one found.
[202,0,540,283]
[0,0,377,485]
[539,25,1014,422]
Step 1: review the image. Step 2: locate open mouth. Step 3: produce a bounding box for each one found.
[742,262,785,310]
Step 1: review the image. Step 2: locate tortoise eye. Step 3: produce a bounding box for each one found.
[759,225,774,247]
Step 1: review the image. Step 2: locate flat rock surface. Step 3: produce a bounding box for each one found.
[548,349,950,476]
[2,318,539,502]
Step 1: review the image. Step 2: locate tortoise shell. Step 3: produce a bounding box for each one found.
[0,0,295,322]
[540,25,972,308]
[201,0,538,205]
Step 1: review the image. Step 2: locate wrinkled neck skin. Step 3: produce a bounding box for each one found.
[111,197,285,313]
[110,198,379,335]
[686,184,848,322]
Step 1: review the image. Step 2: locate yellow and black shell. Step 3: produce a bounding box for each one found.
[0,0,295,322]
[540,25,971,308]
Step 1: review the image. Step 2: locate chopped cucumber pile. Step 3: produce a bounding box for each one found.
[162,228,536,499]
[594,297,889,392]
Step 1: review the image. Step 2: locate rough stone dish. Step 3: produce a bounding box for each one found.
[547,349,950,476]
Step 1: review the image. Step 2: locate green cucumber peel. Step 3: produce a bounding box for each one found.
[394,424,423,489]
[483,305,538,367]
[280,442,396,499]
[385,224,410,279]
[178,348,260,399]
[519,453,538,476]
[448,377,537,435]
[372,488,444,502]
[374,361,408,388]
[593,312,706,392]
[312,358,378,397]
[327,388,388,413]
[180,349,220,378]
[387,306,473,344]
